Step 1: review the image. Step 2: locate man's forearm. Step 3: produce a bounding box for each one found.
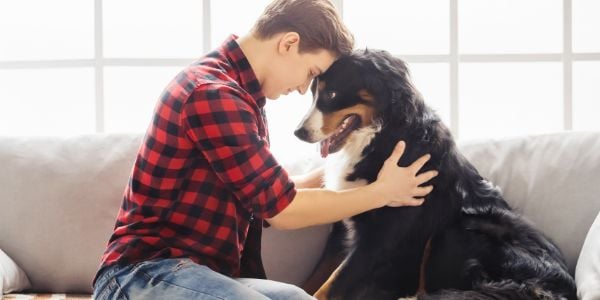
[266,185,384,230]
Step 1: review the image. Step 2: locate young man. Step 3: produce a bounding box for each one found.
[92,0,438,299]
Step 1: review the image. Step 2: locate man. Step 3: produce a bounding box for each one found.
[93,0,438,299]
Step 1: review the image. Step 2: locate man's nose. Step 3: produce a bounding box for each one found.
[294,127,309,141]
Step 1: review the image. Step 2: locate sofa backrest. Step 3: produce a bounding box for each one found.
[0,134,142,293]
[460,131,600,274]
[0,134,331,293]
[1,131,599,293]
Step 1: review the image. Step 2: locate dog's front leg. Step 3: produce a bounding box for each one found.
[313,258,346,300]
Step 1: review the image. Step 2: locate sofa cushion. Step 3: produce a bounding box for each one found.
[460,131,600,273]
[576,211,600,300]
[1,248,31,294]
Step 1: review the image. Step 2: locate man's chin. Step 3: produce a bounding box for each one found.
[266,93,282,100]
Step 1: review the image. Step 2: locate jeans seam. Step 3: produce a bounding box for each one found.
[137,268,226,300]
[111,277,130,300]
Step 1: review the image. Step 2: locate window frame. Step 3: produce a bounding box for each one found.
[0,0,599,139]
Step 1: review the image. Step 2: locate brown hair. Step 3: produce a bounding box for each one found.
[252,0,354,57]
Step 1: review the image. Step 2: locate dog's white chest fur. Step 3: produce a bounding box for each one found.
[324,126,379,191]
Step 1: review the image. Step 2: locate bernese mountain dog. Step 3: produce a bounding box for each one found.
[293,49,577,300]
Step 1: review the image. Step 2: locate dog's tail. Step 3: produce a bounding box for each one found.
[417,280,575,300]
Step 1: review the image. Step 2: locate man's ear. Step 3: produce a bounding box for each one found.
[278,32,300,55]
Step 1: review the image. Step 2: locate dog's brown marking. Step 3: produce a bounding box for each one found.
[318,80,326,92]
[357,89,375,103]
[417,238,433,295]
[321,104,375,136]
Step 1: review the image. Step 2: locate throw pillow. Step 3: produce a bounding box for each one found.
[576,211,600,300]
[0,248,31,294]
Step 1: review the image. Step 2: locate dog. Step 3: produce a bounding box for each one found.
[294,49,577,300]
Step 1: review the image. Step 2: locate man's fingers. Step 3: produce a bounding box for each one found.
[387,141,406,165]
[403,198,426,207]
[409,153,431,173]
[416,170,439,185]
[387,198,425,207]
[414,185,434,197]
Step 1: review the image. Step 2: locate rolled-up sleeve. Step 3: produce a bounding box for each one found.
[181,83,296,219]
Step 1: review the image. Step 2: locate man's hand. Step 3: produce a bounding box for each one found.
[370,141,438,208]
[290,166,325,189]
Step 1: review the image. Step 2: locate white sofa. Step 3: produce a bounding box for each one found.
[1,131,599,299]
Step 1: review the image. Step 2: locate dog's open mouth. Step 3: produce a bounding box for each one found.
[320,114,361,158]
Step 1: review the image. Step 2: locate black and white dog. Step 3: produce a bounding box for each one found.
[294,49,577,300]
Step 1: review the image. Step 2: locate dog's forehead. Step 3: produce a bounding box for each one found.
[320,59,363,91]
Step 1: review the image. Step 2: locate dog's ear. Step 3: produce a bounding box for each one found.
[361,49,420,127]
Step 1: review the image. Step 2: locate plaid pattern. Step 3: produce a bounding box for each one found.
[95,35,296,285]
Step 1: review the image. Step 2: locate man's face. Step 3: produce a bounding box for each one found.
[264,46,336,100]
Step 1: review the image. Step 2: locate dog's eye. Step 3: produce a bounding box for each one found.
[326,91,337,99]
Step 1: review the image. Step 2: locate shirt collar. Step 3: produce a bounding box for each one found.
[221,35,266,108]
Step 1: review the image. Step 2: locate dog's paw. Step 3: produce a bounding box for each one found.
[313,289,328,300]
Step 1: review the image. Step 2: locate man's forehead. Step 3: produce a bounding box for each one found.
[312,49,336,72]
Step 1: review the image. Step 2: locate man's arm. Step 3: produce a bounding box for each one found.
[183,85,297,219]
[267,185,384,230]
[267,142,438,230]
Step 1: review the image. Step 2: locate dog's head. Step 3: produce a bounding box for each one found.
[294,49,422,157]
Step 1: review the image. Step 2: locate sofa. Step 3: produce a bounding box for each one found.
[1,131,599,299]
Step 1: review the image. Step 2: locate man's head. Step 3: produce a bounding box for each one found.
[249,0,354,100]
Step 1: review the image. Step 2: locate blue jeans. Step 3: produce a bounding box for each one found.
[92,258,315,300]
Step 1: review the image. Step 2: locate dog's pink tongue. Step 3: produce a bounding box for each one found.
[320,139,330,158]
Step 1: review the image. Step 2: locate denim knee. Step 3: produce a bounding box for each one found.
[237,278,315,300]
[93,264,133,300]
[273,283,315,300]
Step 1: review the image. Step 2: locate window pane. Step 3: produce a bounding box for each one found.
[266,93,318,166]
[0,0,94,60]
[211,0,271,48]
[103,0,203,58]
[459,0,562,54]
[344,0,449,55]
[104,66,183,133]
[459,63,563,140]
[0,68,95,136]
[573,0,600,52]
[407,62,450,126]
[573,62,600,130]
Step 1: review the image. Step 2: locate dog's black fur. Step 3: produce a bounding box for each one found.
[311,49,577,299]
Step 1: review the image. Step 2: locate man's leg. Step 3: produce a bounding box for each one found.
[94,258,270,300]
[237,278,315,300]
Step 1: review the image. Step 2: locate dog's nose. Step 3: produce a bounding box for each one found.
[294,127,309,141]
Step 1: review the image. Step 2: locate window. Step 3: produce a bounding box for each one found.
[343,0,599,140]
[1,0,598,163]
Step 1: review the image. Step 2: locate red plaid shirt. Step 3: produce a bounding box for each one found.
[95,35,297,284]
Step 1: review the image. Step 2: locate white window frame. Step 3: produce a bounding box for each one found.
[1,0,599,139]
[335,0,600,138]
